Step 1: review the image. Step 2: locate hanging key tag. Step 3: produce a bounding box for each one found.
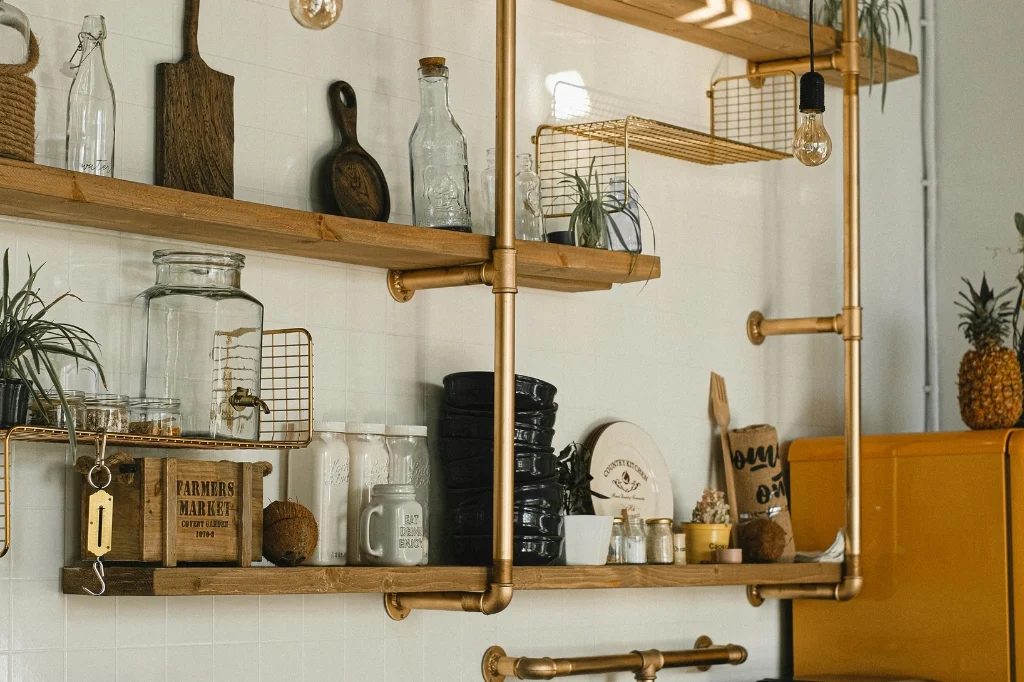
[87,489,113,557]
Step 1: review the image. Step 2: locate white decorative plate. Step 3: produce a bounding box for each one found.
[587,421,674,519]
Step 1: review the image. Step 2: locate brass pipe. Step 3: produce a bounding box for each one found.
[746,0,863,604]
[481,638,747,682]
[387,263,494,302]
[747,52,844,80]
[746,311,843,345]
[386,0,517,618]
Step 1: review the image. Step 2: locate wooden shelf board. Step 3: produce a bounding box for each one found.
[555,0,919,87]
[61,563,842,596]
[0,159,660,294]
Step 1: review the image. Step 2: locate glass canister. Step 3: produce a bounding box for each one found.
[130,251,264,441]
[409,57,472,232]
[0,1,30,64]
[28,390,85,429]
[128,398,181,436]
[479,148,496,236]
[65,15,116,176]
[607,517,625,565]
[345,423,388,566]
[288,422,350,565]
[83,394,129,433]
[515,153,544,242]
[385,425,430,565]
[624,514,647,564]
[645,518,673,564]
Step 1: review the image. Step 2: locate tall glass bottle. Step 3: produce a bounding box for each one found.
[479,148,496,236]
[409,57,471,232]
[66,15,115,176]
[515,152,544,242]
[0,1,30,65]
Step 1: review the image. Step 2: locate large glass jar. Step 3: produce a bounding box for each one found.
[0,1,30,64]
[288,422,349,565]
[385,425,430,565]
[409,57,472,232]
[130,251,264,440]
[345,424,388,566]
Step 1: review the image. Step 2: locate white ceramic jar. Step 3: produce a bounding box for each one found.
[286,421,349,565]
[385,425,430,565]
[345,423,388,565]
[359,483,424,567]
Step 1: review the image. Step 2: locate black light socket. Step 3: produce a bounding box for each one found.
[799,71,826,113]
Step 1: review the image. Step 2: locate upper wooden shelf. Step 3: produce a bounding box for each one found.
[556,0,919,87]
[0,160,659,294]
[61,562,842,596]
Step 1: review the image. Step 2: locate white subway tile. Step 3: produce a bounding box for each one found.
[259,640,302,677]
[213,643,259,681]
[258,594,303,642]
[116,597,166,646]
[167,596,214,645]
[67,648,115,682]
[214,596,260,643]
[12,580,63,650]
[166,644,213,682]
[11,651,63,682]
[116,647,166,682]
[303,639,346,678]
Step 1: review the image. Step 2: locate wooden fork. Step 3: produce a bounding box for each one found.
[710,373,740,539]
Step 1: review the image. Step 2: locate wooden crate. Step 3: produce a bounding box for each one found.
[80,457,271,566]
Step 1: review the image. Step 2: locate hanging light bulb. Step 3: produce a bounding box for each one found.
[793,0,832,167]
[290,0,341,30]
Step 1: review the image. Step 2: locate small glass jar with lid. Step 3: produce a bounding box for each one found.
[607,517,626,565]
[385,425,430,565]
[128,398,182,437]
[345,424,388,566]
[623,514,647,564]
[83,394,129,433]
[28,390,85,429]
[645,518,674,564]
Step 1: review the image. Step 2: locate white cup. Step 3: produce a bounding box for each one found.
[359,484,424,566]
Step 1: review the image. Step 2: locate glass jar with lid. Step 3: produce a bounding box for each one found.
[607,517,626,565]
[128,398,181,437]
[623,514,647,564]
[28,390,85,429]
[83,394,129,433]
[288,422,349,565]
[645,518,673,564]
[345,424,388,566]
[385,425,430,565]
[129,251,264,441]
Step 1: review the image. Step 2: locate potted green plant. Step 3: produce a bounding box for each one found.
[557,441,612,565]
[0,250,105,443]
[682,488,733,564]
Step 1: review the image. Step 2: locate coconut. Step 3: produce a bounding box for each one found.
[737,517,787,563]
[263,500,318,567]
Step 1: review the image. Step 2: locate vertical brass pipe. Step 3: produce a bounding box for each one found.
[384,0,516,618]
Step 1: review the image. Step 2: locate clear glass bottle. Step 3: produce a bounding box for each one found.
[385,425,430,565]
[645,518,673,564]
[515,153,544,242]
[624,514,647,564]
[409,57,472,233]
[65,15,115,176]
[479,148,496,236]
[0,1,30,65]
[345,424,389,566]
[606,175,641,253]
[129,251,265,440]
[288,422,350,565]
[607,517,626,565]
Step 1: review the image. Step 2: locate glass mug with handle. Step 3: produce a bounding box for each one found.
[359,484,424,566]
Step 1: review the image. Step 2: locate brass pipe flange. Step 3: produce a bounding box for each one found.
[482,646,507,682]
[383,593,411,621]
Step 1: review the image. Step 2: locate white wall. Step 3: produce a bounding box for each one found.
[935,2,1024,429]
[0,0,923,679]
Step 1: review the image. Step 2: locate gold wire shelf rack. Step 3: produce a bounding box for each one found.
[0,328,313,558]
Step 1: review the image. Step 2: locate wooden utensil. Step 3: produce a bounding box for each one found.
[155,0,234,198]
[325,81,390,222]
[710,372,740,543]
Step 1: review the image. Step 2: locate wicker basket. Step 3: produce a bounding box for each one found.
[0,32,39,163]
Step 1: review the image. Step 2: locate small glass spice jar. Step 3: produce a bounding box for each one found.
[624,514,647,564]
[607,517,626,565]
[28,390,86,428]
[673,532,687,565]
[128,398,182,436]
[645,518,674,564]
[83,394,129,433]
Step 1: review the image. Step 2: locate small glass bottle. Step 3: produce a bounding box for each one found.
[0,1,30,65]
[345,424,389,566]
[673,532,687,565]
[515,153,544,242]
[385,425,430,566]
[288,422,350,565]
[607,517,626,565]
[624,514,647,564]
[65,15,116,176]
[645,518,673,564]
[409,57,472,232]
[479,148,496,236]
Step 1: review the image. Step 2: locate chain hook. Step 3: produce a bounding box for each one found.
[83,557,106,596]
[88,431,111,490]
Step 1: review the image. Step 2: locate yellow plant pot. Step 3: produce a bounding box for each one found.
[683,523,732,564]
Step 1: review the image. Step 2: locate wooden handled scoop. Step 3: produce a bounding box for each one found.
[155,0,234,198]
[326,81,390,222]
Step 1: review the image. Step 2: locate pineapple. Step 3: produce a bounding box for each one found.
[957,275,1024,430]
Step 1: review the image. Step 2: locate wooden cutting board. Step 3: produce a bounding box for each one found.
[324,81,390,222]
[155,0,234,198]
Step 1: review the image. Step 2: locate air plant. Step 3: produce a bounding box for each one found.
[557,441,608,515]
[820,0,912,109]
[0,250,105,447]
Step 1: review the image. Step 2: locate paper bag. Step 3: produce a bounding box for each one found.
[727,424,795,562]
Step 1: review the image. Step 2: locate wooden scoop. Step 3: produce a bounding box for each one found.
[326,81,390,222]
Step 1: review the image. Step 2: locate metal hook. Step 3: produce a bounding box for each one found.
[83,558,105,596]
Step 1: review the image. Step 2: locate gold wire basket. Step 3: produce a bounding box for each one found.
[0,328,314,557]
[534,73,796,218]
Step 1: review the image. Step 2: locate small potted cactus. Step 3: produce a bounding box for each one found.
[682,488,733,564]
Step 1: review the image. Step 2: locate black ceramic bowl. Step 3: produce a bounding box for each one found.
[440,437,554,462]
[449,501,564,537]
[443,372,557,411]
[445,477,562,512]
[451,534,563,566]
[442,404,558,430]
[442,448,557,489]
[440,415,555,447]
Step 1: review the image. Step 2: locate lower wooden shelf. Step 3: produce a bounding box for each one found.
[61,562,842,596]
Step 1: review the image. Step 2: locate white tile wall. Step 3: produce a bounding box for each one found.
[0,0,926,679]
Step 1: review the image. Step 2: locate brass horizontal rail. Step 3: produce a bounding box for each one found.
[387,263,495,302]
[746,311,844,345]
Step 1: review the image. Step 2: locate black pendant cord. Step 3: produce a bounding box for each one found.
[809,0,815,73]
[799,0,825,113]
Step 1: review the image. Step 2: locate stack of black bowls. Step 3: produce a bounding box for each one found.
[441,371,563,566]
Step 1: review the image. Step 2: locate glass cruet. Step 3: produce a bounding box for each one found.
[0,1,30,65]
[479,148,496,236]
[515,152,544,242]
[65,15,116,177]
[409,57,472,232]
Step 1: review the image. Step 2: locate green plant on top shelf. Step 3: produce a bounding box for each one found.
[820,0,911,109]
[0,249,105,448]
